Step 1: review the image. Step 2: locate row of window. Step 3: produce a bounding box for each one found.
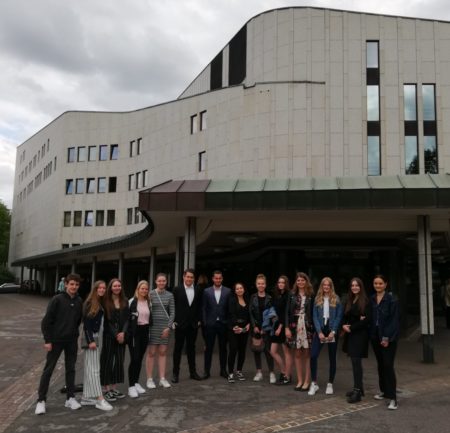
[127,207,146,225]
[129,138,143,157]
[190,110,207,134]
[19,139,49,167]
[68,144,118,163]
[17,158,56,203]
[66,177,117,194]
[128,171,149,191]
[19,152,55,184]
[63,209,116,227]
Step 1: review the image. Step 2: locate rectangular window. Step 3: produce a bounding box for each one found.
[366,41,379,68]
[143,170,148,187]
[404,85,417,121]
[129,140,135,157]
[99,145,108,161]
[110,144,119,160]
[75,178,84,194]
[367,41,380,176]
[74,211,82,227]
[86,178,96,193]
[63,211,71,227]
[200,110,207,130]
[96,210,104,226]
[85,210,94,227]
[68,147,76,163]
[424,136,438,173]
[423,85,436,121]
[228,25,247,85]
[210,51,223,90]
[108,177,117,193]
[190,114,198,134]
[127,208,133,225]
[422,85,438,174]
[33,155,36,167]
[137,138,142,155]
[198,151,206,172]
[54,156,57,171]
[134,207,140,224]
[62,244,70,249]
[136,172,141,189]
[107,210,115,226]
[368,136,380,176]
[405,136,419,174]
[128,174,135,191]
[98,177,107,193]
[77,146,86,162]
[65,179,74,194]
[404,85,418,174]
[88,145,97,161]
[367,86,380,121]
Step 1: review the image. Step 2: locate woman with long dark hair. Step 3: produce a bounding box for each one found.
[269,275,293,384]
[100,278,129,402]
[227,282,250,383]
[342,277,371,403]
[370,274,400,410]
[286,272,314,391]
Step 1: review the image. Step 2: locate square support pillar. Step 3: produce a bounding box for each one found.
[184,217,196,270]
[149,248,157,287]
[174,236,183,287]
[118,253,124,281]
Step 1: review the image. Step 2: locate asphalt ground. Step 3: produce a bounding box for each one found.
[1,293,449,433]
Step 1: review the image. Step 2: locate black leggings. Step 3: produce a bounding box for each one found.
[350,357,364,391]
[228,330,249,372]
[371,339,397,400]
[253,335,274,371]
[128,325,149,385]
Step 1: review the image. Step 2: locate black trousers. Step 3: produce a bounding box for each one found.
[371,339,397,400]
[128,325,149,385]
[350,357,364,391]
[228,330,248,373]
[204,321,228,374]
[173,326,198,375]
[38,340,78,401]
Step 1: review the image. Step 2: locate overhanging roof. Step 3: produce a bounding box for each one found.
[139,175,450,212]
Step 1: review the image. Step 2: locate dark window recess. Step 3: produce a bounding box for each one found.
[367,121,380,136]
[404,121,418,136]
[109,177,117,193]
[107,210,115,226]
[228,25,247,86]
[366,68,379,85]
[210,51,223,90]
[423,121,437,136]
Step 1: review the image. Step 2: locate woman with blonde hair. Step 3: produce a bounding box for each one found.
[308,277,343,396]
[127,280,152,398]
[286,272,315,391]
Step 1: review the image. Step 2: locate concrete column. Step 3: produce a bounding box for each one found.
[29,267,33,281]
[183,217,196,270]
[91,256,97,284]
[417,215,434,363]
[149,248,157,287]
[118,253,124,281]
[174,236,183,287]
[20,266,24,285]
[43,266,48,294]
[71,260,77,274]
[55,263,60,294]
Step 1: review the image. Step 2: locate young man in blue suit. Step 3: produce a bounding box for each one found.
[202,270,231,379]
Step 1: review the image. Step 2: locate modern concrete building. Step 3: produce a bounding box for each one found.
[9,7,450,360]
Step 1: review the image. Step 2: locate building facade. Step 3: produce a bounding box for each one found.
[9,7,450,360]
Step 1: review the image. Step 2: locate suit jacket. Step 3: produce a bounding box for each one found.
[202,285,231,327]
[172,285,202,329]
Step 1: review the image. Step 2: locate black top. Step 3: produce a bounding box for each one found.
[104,304,130,339]
[228,296,250,330]
[272,291,288,329]
[82,302,104,345]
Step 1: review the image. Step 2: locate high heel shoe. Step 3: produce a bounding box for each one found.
[300,382,310,391]
[294,383,303,391]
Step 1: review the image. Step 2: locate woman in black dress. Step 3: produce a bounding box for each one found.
[342,277,371,403]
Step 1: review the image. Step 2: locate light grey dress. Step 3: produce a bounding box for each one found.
[149,289,175,345]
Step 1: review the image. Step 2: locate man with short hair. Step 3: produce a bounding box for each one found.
[35,273,83,415]
[171,269,203,383]
[202,270,231,379]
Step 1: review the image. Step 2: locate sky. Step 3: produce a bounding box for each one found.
[0,0,448,209]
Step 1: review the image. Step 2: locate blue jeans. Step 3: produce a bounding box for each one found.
[310,333,338,382]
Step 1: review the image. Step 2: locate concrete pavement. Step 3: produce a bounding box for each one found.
[1,293,449,433]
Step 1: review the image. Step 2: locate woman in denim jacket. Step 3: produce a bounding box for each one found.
[370,274,400,410]
[308,277,343,396]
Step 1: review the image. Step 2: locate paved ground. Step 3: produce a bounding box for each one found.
[1,293,449,433]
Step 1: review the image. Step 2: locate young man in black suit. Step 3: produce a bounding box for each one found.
[202,270,231,379]
[171,268,203,383]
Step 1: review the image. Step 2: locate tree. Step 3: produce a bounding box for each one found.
[0,200,11,266]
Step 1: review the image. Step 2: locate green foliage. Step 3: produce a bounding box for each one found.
[0,265,15,284]
[0,200,11,266]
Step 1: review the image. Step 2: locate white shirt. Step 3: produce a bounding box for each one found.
[323,297,330,324]
[214,286,222,304]
[185,286,194,306]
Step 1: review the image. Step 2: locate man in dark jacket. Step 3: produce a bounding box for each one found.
[35,273,83,415]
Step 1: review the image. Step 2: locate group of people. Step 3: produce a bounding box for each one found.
[34,269,400,416]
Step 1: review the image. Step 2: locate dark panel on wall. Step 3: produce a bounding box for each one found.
[423,121,437,136]
[367,68,379,85]
[229,25,247,85]
[367,121,380,136]
[404,121,418,136]
[210,51,223,90]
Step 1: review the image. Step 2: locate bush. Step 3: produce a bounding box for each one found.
[0,265,16,285]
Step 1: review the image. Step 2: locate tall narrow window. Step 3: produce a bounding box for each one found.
[85,211,94,227]
[108,177,117,193]
[107,210,115,226]
[96,210,104,226]
[190,114,198,134]
[128,174,135,191]
[88,146,97,161]
[137,138,142,155]
[134,207,140,224]
[199,151,206,172]
[143,170,148,187]
[75,178,84,194]
[68,147,76,163]
[63,211,71,227]
[65,179,74,194]
[86,178,96,193]
[77,146,86,162]
[367,41,381,175]
[98,177,107,193]
[110,144,119,160]
[200,110,207,130]
[422,84,438,173]
[74,211,82,227]
[136,172,141,189]
[404,84,419,174]
[99,145,108,161]
[127,208,133,225]
[129,140,135,157]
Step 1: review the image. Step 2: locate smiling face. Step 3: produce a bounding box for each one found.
[111,280,122,297]
[296,277,306,291]
[350,279,361,296]
[277,278,287,293]
[256,278,266,293]
[65,279,80,297]
[138,282,149,299]
[373,277,387,294]
[212,273,223,288]
[322,278,332,296]
[155,275,167,290]
[96,282,106,298]
[235,283,245,297]
[183,272,195,287]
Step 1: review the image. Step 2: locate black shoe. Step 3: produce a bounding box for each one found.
[347,389,362,404]
[171,374,179,384]
[190,372,202,381]
[202,372,211,380]
[220,370,228,379]
[346,388,365,397]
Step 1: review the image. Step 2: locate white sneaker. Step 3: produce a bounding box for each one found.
[35,401,46,415]
[64,397,81,410]
[134,383,146,394]
[325,383,334,395]
[308,382,319,396]
[146,378,156,389]
[128,386,139,398]
[80,397,96,406]
[159,378,171,388]
[269,372,277,384]
[374,392,385,400]
[95,399,113,411]
[388,399,398,410]
[253,372,263,382]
